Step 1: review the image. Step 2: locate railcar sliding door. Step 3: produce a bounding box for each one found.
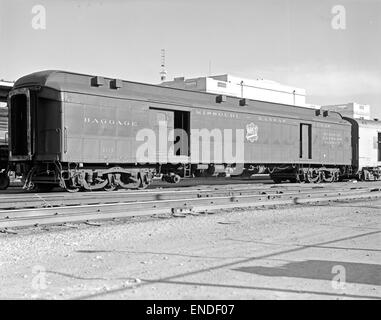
[153,110,174,162]
[149,107,190,163]
[174,110,190,156]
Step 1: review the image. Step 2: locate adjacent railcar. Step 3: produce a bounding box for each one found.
[0,106,9,189]
[8,70,352,191]
[345,117,381,180]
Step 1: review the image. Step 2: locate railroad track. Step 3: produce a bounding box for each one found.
[0,182,380,231]
[0,181,375,209]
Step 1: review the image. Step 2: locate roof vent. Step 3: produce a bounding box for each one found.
[110,79,123,89]
[216,95,227,103]
[91,76,105,87]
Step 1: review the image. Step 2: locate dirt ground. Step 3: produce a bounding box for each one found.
[0,198,380,300]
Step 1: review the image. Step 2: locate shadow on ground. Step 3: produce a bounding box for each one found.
[234,260,381,286]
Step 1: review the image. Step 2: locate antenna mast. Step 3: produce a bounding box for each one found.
[160,49,167,82]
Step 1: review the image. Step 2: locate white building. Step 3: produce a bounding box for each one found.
[321,102,371,120]
[161,74,309,107]
[0,80,13,108]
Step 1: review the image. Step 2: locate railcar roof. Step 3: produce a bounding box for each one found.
[351,117,381,128]
[14,70,347,124]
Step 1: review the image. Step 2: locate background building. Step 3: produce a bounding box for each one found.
[321,102,372,120]
[0,80,13,102]
[161,74,309,107]
[0,80,13,143]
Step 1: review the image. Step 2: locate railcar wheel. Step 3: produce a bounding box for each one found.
[172,174,181,184]
[322,171,335,183]
[103,183,117,191]
[65,180,80,192]
[103,174,118,191]
[104,184,117,191]
[66,186,80,193]
[0,173,10,190]
[306,170,321,183]
[116,173,140,189]
[138,180,149,189]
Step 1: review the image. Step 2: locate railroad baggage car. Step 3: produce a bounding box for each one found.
[7,70,352,191]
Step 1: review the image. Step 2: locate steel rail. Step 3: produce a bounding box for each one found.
[0,186,380,230]
[0,182,379,210]
[1,180,378,200]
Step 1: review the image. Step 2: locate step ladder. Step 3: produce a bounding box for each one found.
[183,164,191,178]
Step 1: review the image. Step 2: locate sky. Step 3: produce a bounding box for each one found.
[0,0,380,117]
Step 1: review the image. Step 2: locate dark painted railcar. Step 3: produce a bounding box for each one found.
[8,70,352,191]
